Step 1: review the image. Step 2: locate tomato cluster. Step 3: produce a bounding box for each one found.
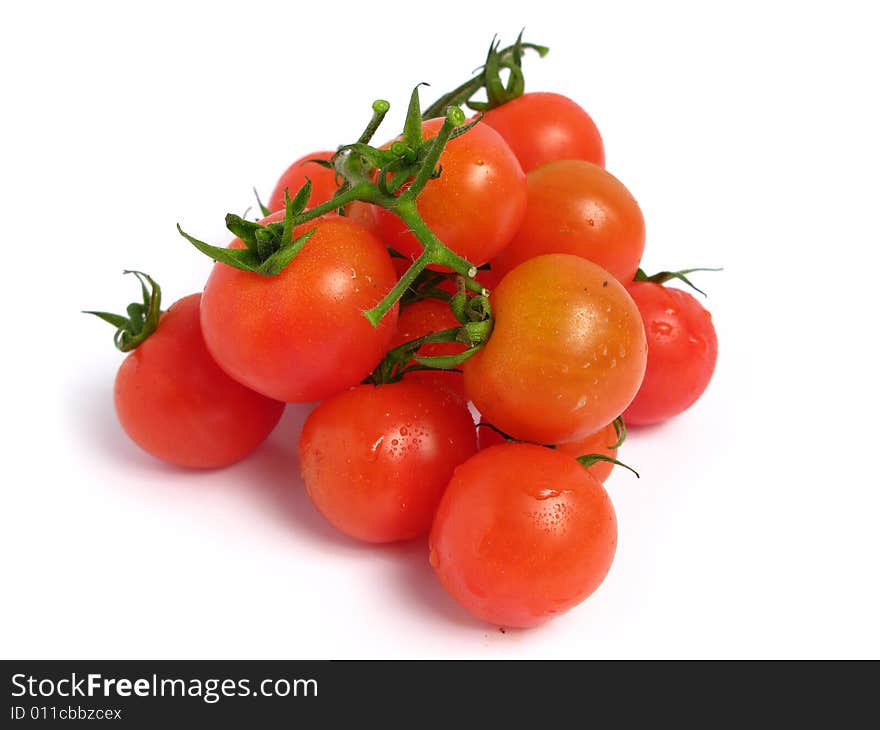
[87,37,718,629]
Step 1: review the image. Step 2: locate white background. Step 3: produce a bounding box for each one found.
[2,1,878,659]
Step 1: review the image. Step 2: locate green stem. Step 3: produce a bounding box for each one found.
[358,100,391,145]
[421,39,549,118]
[297,183,375,223]
[365,248,432,327]
[396,201,482,284]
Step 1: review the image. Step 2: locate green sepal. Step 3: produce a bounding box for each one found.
[253,187,271,217]
[609,416,627,449]
[634,267,723,297]
[287,178,313,221]
[83,270,162,353]
[177,223,316,277]
[413,345,481,370]
[576,453,640,479]
[402,84,427,148]
[224,214,266,252]
[254,228,316,276]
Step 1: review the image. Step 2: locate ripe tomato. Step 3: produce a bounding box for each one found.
[477,420,621,484]
[464,254,647,444]
[374,118,527,268]
[201,212,398,403]
[623,282,718,425]
[389,298,466,399]
[482,92,605,172]
[429,443,617,627]
[114,294,284,468]
[268,150,338,213]
[491,160,645,285]
[299,382,477,542]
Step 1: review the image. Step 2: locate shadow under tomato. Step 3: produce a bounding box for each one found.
[225,403,371,553]
[386,539,494,631]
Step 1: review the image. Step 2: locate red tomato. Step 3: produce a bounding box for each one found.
[623,282,718,425]
[374,118,527,268]
[464,254,647,444]
[299,382,477,542]
[482,92,605,171]
[429,443,617,627]
[491,160,645,285]
[268,150,338,213]
[201,212,398,403]
[114,293,284,468]
[389,298,467,399]
[477,420,621,484]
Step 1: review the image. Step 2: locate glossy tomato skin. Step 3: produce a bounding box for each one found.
[299,382,477,543]
[482,92,605,172]
[374,118,527,268]
[389,298,467,400]
[201,212,398,403]
[268,150,338,213]
[429,443,617,627]
[492,160,645,285]
[623,282,718,425]
[464,254,647,444]
[114,294,284,468]
[478,421,622,484]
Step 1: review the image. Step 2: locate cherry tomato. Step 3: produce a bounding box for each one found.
[201,212,398,403]
[299,382,477,542]
[268,150,338,213]
[114,294,284,468]
[429,443,617,627]
[464,254,647,444]
[492,160,645,285]
[389,298,467,400]
[477,420,621,484]
[482,92,605,172]
[623,282,718,425]
[374,118,527,268]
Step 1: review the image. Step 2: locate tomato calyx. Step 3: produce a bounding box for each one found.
[477,418,640,478]
[422,31,549,118]
[609,415,627,449]
[575,453,640,479]
[634,267,723,297]
[83,270,162,352]
[368,280,493,385]
[177,184,320,276]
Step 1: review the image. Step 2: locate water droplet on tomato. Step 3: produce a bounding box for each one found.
[536,488,561,500]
